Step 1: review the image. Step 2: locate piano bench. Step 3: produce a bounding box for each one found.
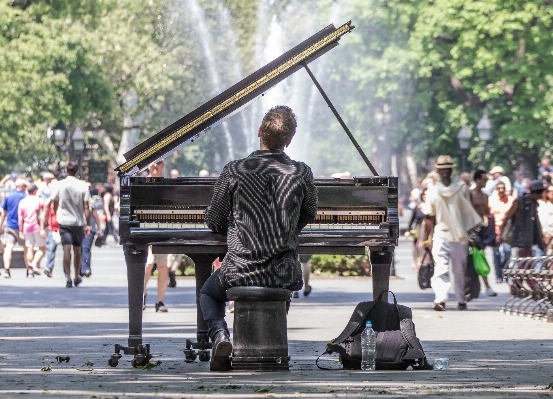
[226,286,291,371]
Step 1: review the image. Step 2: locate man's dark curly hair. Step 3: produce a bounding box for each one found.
[260,105,297,150]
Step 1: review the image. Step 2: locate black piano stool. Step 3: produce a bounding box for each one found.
[227,286,291,371]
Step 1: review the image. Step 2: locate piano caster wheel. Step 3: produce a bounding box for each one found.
[198,350,210,362]
[108,353,122,367]
[184,349,197,363]
[132,354,152,368]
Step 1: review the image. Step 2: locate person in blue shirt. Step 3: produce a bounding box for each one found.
[0,179,28,277]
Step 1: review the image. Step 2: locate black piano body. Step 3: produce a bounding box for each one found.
[110,21,399,367]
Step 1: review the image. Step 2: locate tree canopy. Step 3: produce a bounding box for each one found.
[2,0,553,182]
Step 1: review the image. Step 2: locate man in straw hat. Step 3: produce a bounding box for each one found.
[421,155,483,311]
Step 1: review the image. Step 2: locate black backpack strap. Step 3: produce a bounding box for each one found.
[316,350,341,370]
[331,301,374,346]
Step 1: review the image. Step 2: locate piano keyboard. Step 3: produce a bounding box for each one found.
[138,222,381,230]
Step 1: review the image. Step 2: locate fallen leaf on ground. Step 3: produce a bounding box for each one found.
[41,365,52,372]
[55,356,70,363]
[137,361,162,370]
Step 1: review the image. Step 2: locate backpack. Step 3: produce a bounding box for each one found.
[90,194,104,211]
[317,291,432,371]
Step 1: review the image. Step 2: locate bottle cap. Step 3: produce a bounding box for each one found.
[366,320,372,326]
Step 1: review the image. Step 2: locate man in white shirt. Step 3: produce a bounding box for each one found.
[421,155,482,311]
[50,162,90,288]
[484,166,512,196]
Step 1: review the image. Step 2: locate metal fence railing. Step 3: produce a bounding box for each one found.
[500,256,553,320]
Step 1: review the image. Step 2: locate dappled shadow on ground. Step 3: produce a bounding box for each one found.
[1,321,552,397]
[0,283,508,313]
[0,285,199,309]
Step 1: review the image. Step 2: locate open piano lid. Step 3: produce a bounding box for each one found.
[116,21,354,176]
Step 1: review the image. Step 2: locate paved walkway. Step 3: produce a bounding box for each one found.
[1,239,552,398]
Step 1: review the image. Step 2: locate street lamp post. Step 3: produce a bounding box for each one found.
[72,127,85,178]
[477,114,492,170]
[47,121,67,173]
[457,125,471,172]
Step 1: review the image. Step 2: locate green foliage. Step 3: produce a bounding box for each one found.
[310,254,370,277]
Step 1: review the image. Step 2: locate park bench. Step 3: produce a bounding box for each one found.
[500,256,553,320]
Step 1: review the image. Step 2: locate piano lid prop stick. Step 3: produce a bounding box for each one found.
[301,62,379,177]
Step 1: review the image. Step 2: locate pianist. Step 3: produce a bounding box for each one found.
[200,105,318,371]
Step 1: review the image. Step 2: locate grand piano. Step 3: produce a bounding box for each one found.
[109,21,398,367]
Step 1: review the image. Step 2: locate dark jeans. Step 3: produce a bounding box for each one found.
[200,269,302,341]
[103,219,118,243]
[81,228,96,276]
[45,230,57,271]
[493,243,512,280]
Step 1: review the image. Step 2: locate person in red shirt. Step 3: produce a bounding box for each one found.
[40,174,66,277]
[489,181,515,283]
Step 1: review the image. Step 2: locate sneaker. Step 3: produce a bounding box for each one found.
[84,270,91,278]
[66,279,73,288]
[433,302,446,311]
[496,278,503,284]
[168,270,176,288]
[26,266,35,279]
[210,330,232,371]
[3,269,11,278]
[143,294,147,311]
[31,265,41,275]
[303,285,312,297]
[486,287,497,297]
[155,301,168,312]
[43,268,52,278]
[292,291,299,298]
[74,277,83,287]
[458,302,467,311]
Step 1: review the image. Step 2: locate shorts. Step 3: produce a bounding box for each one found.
[146,247,181,267]
[24,231,46,248]
[59,225,84,247]
[4,228,24,246]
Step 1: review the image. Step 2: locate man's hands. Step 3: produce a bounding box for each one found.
[39,228,47,238]
[84,225,91,237]
[19,231,25,240]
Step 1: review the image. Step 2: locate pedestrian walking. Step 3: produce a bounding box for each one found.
[143,160,171,312]
[102,183,118,245]
[0,179,28,277]
[292,255,313,298]
[404,188,427,270]
[500,180,546,258]
[469,170,496,296]
[484,166,512,196]
[539,158,553,178]
[37,172,55,201]
[50,162,91,288]
[537,185,553,255]
[0,172,18,193]
[489,182,514,282]
[17,183,46,277]
[80,187,103,278]
[421,155,482,311]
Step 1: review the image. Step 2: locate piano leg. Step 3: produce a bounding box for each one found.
[370,247,394,302]
[108,244,152,368]
[183,253,226,363]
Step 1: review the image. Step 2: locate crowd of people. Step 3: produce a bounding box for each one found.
[0,162,120,286]
[405,156,553,311]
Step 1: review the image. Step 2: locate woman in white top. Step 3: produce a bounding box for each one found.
[538,186,553,255]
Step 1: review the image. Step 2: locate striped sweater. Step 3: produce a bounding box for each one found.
[205,150,318,288]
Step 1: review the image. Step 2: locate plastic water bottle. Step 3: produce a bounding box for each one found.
[360,320,376,371]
